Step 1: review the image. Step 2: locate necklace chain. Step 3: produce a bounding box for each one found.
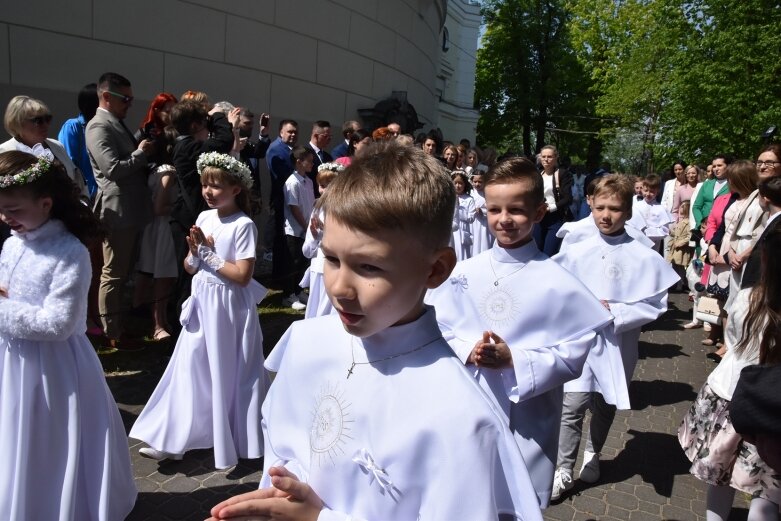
[347,337,440,379]
[488,254,529,287]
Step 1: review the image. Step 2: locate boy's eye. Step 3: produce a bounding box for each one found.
[324,255,339,266]
[360,264,381,273]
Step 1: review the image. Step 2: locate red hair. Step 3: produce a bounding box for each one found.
[141,92,177,130]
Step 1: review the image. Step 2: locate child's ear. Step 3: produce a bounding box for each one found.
[231,184,242,197]
[425,247,457,289]
[39,196,53,214]
[533,202,547,224]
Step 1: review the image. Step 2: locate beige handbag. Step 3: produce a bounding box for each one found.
[696,295,726,325]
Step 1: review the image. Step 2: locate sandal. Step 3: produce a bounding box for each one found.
[152,328,171,341]
[683,322,702,329]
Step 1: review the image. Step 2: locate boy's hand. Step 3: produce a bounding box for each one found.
[0,287,7,298]
[600,299,611,311]
[207,466,323,521]
[472,331,513,368]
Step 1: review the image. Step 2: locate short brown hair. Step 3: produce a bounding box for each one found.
[592,174,634,211]
[320,140,455,248]
[642,174,661,191]
[484,157,544,206]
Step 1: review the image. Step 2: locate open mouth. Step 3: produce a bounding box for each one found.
[337,309,363,325]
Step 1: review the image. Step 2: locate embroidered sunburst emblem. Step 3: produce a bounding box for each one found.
[310,382,354,467]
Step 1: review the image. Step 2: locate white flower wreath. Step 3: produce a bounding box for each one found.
[196,151,253,189]
[317,162,346,173]
[0,151,54,189]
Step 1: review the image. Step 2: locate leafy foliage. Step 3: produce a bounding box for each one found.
[475,0,781,170]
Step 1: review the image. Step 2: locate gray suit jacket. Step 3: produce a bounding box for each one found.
[86,108,151,229]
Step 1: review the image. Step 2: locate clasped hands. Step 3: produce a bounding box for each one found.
[186,226,225,271]
[206,466,323,521]
[468,331,513,368]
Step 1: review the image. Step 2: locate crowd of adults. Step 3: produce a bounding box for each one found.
[1,70,778,361]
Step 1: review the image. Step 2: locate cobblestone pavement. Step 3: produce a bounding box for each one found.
[110,292,749,520]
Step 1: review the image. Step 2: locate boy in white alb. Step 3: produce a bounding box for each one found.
[558,176,652,250]
[208,142,543,521]
[426,158,613,508]
[634,174,673,251]
[550,175,678,500]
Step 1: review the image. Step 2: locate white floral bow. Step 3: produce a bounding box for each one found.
[450,274,469,291]
[352,449,397,497]
[15,142,54,161]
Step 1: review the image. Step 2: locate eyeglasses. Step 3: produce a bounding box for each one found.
[106,90,134,104]
[755,160,781,168]
[26,114,53,126]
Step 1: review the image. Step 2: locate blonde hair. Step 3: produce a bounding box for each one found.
[201,166,251,216]
[592,174,634,211]
[4,95,50,139]
[180,90,211,110]
[320,140,455,249]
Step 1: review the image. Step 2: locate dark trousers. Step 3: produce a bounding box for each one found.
[284,234,309,296]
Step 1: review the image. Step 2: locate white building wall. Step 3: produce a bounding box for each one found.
[436,0,481,144]
[0,0,447,139]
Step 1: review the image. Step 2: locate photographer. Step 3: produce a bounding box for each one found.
[168,99,237,318]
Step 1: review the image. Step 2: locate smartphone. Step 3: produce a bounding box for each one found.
[260,113,270,127]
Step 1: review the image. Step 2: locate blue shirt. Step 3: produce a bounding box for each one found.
[57,114,97,197]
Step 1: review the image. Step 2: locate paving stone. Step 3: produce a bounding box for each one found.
[662,503,700,521]
[607,504,632,520]
[571,494,607,517]
[606,490,640,511]
[161,475,201,493]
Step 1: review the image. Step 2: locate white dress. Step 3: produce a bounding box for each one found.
[137,165,178,279]
[299,208,334,319]
[426,242,613,507]
[0,219,136,520]
[451,193,475,261]
[470,190,495,255]
[554,232,679,408]
[130,209,270,469]
[262,308,543,521]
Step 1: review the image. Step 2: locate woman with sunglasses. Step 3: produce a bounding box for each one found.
[1,95,89,202]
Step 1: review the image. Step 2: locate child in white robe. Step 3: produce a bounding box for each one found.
[470,170,495,255]
[300,162,343,319]
[451,170,475,261]
[207,141,543,521]
[551,175,678,500]
[130,152,269,469]
[426,157,613,508]
[635,174,673,251]
[0,151,136,520]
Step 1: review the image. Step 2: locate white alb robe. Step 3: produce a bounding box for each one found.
[634,199,673,245]
[452,193,476,261]
[426,242,613,507]
[300,208,334,319]
[471,191,495,255]
[553,232,678,409]
[262,308,543,521]
[557,214,653,252]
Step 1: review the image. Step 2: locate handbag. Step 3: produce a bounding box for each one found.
[695,295,726,325]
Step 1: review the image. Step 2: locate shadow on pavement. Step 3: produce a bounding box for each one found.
[599,429,691,497]
[629,379,697,409]
[639,341,689,359]
[127,483,259,521]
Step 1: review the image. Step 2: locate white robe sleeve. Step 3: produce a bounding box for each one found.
[0,246,90,341]
[610,291,668,335]
[506,330,598,403]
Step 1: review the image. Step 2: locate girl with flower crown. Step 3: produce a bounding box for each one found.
[0,150,136,519]
[300,161,343,318]
[130,151,270,469]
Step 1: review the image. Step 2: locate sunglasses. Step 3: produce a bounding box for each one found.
[106,90,134,104]
[27,114,53,126]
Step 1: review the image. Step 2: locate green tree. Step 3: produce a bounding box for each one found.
[475,0,599,161]
[663,0,781,162]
